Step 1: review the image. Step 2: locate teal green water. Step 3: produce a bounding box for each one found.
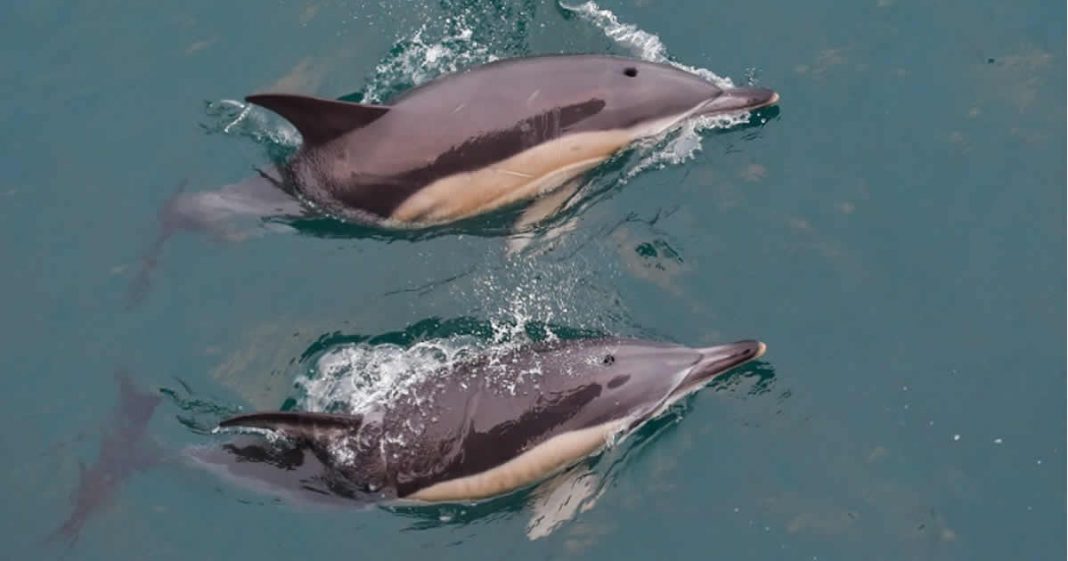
[1,0,1063,559]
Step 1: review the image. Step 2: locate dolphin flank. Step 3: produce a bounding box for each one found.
[197,338,766,504]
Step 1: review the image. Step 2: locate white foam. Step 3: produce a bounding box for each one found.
[295,260,604,428]
[357,15,497,104]
[298,338,478,414]
[624,112,752,179]
[204,98,301,148]
[558,0,734,88]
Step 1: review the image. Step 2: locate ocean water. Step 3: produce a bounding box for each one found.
[0,0,1063,559]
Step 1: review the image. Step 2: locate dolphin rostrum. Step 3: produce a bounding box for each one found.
[197,338,766,504]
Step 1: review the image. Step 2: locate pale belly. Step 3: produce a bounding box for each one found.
[389,129,636,224]
[406,420,624,503]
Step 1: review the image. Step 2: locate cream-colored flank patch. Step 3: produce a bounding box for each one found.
[407,420,623,503]
[389,102,711,225]
[390,129,634,223]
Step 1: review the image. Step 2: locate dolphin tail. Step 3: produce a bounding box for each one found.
[44,369,161,549]
[125,170,304,308]
[125,180,188,308]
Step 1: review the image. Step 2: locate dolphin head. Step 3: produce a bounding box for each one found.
[549,338,767,427]
[587,58,779,133]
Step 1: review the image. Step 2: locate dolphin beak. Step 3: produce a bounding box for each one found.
[678,340,767,391]
[700,87,780,115]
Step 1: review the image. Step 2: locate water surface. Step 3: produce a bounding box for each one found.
[0,1,1063,559]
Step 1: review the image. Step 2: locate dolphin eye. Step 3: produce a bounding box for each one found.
[602,354,615,365]
[623,67,638,78]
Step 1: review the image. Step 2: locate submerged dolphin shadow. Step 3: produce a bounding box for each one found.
[45,370,162,548]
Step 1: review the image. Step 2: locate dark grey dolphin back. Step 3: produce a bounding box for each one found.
[386,55,723,133]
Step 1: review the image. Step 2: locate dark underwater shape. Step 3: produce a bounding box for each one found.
[196,337,766,505]
[47,370,161,546]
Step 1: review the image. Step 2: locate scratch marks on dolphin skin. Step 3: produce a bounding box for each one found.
[493,168,536,179]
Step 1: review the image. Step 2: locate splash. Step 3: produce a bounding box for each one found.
[202,98,300,151]
[296,258,624,415]
[558,0,734,88]
[297,252,636,417]
[355,14,498,104]
[298,320,553,415]
[558,0,754,177]
[624,112,752,178]
[299,338,478,414]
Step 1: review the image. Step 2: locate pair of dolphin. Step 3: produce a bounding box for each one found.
[201,55,777,505]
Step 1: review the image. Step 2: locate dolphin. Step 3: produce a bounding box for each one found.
[131,56,778,303]
[165,55,780,234]
[194,337,766,504]
[248,54,779,226]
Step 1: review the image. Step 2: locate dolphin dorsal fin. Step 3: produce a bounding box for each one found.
[218,411,362,444]
[245,94,390,146]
